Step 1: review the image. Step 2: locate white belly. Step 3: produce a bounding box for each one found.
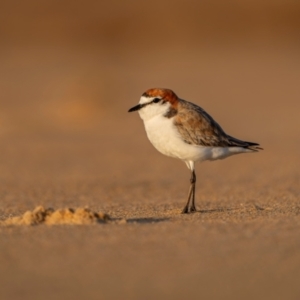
[143,115,250,163]
[143,115,207,162]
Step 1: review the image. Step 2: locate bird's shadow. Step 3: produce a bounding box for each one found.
[113,217,170,224]
[111,207,240,223]
[129,217,170,224]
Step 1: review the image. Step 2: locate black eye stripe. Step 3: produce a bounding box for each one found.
[137,98,166,110]
[152,98,161,103]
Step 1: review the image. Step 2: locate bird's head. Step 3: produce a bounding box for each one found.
[128,88,179,121]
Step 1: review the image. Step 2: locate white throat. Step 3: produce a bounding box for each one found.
[138,96,171,122]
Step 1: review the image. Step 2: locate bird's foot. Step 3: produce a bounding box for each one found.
[190,205,197,213]
[181,206,189,214]
[181,206,198,214]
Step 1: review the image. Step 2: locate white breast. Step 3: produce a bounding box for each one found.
[142,115,208,162]
[142,115,251,163]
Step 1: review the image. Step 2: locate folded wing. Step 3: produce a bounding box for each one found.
[174,99,263,151]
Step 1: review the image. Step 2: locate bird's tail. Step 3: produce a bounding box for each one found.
[227,136,263,151]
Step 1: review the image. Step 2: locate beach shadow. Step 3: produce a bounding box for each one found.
[127,217,170,224]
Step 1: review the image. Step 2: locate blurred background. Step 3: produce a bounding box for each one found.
[1,0,299,139]
[1,2,300,299]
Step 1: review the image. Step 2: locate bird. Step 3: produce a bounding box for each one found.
[128,88,263,214]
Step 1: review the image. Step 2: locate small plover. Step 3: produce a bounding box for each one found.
[128,88,262,214]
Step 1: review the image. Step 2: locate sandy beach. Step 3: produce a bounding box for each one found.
[1,1,300,299]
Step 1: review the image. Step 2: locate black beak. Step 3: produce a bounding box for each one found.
[128,104,142,112]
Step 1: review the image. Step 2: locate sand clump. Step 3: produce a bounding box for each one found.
[1,206,110,226]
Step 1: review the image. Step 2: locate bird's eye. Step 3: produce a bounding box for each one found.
[153,98,160,103]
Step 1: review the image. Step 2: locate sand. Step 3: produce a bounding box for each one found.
[0,121,299,300]
[1,206,110,226]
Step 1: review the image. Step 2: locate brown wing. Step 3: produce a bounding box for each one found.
[174,99,262,150]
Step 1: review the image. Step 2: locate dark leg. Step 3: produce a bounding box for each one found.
[190,171,197,212]
[181,170,197,214]
[181,182,194,214]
